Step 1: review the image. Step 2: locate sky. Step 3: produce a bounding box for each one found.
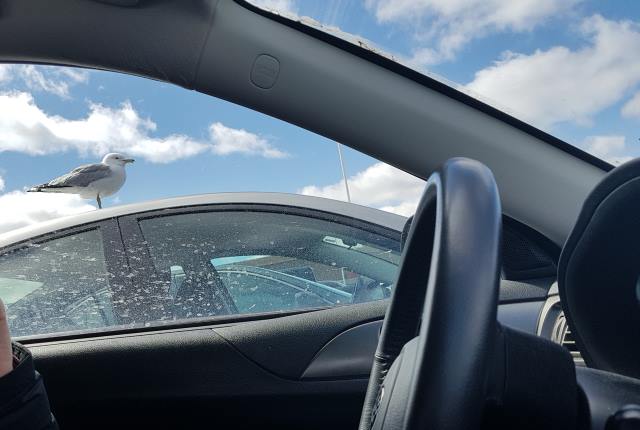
[0,0,639,234]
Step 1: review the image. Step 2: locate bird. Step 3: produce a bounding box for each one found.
[28,153,135,209]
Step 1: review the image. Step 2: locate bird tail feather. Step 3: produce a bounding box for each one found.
[28,184,72,193]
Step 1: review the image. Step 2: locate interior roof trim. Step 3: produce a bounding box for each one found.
[234,0,613,173]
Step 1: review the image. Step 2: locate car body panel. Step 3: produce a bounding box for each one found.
[0,192,407,248]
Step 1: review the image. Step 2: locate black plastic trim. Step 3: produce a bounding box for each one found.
[576,366,640,430]
[17,306,325,345]
[503,215,561,263]
[234,0,613,173]
[301,320,383,380]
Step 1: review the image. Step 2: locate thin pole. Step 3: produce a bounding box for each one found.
[336,142,351,202]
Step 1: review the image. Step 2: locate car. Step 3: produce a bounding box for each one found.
[0,193,404,338]
[0,1,638,429]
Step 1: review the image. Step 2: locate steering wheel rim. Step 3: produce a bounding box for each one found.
[359,158,502,430]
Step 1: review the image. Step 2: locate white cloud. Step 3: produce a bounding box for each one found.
[300,162,424,216]
[622,91,640,119]
[0,65,89,98]
[0,191,95,234]
[466,16,640,129]
[365,0,578,66]
[583,135,633,165]
[379,200,421,217]
[210,122,288,159]
[0,176,4,192]
[0,65,12,84]
[0,92,287,163]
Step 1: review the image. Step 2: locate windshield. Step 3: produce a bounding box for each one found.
[249,0,640,166]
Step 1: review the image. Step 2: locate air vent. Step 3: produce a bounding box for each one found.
[551,312,585,366]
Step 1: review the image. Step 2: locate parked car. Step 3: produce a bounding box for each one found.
[0,193,404,338]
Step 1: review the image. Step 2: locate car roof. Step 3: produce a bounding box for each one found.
[0,192,407,248]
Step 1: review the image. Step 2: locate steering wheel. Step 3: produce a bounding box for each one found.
[359,158,502,430]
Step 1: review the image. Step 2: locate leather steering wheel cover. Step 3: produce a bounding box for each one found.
[359,158,502,430]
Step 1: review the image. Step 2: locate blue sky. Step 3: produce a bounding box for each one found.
[0,0,639,232]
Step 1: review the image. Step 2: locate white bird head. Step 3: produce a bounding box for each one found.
[102,153,135,167]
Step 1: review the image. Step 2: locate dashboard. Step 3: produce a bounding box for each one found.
[293,277,576,380]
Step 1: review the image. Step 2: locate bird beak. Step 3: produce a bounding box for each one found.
[124,158,135,164]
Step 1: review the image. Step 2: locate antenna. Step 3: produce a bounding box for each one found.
[336,143,351,202]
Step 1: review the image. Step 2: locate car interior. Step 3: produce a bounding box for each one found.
[1,0,639,429]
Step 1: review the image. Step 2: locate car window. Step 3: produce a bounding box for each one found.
[138,210,400,318]
[213,254,386,310]
[0,229,115,337]
[217,267,332,313]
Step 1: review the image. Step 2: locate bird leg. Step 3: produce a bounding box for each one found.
[96,194,102,209]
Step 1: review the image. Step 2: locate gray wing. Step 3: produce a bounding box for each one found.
[48,163,112,187]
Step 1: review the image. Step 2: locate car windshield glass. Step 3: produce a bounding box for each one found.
[247,0,640,166]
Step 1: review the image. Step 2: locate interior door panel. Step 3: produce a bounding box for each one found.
[213,300,387,379]
[28,301,384,430]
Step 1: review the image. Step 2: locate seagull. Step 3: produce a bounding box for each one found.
[28,153,135,209]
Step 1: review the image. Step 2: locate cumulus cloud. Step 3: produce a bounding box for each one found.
[0,176,4,192]
[0,92,288,163]
[583,135,632,165]
[379,200,421,217]
[210,122,288,158]
[0,65,88,98]
[300,162,425,216]
[365,0,578,66]
[622,91,640,119]
[466,15,640,129]
[0,65,12,84]
[0,191,95,235]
